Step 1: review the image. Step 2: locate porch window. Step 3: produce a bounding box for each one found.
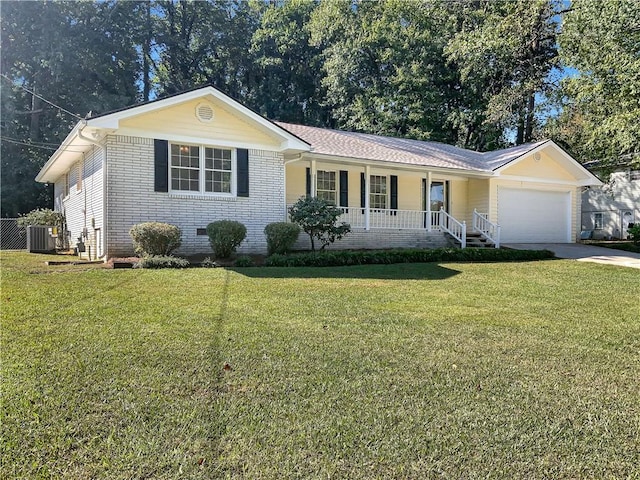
[593,212,603,230]
[370,175,387,209]
[170,143,233,194]
[317,170,337,204]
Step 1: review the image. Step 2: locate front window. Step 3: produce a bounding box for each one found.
[594,212,603,230]
[205,148,232,193]
[317,170,336,204]
[370,175,387,209]
[170,143,233,194]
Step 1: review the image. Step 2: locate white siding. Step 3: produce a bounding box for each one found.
[581,171,640,239]
[105,135,285,256]
[55,146,104,257]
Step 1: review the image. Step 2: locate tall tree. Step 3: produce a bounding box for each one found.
[250,0,329,125]
[550,0,640,168]
[445,0,561,145]
[1,1,141,216]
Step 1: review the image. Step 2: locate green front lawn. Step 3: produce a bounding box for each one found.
[2,251,639,478]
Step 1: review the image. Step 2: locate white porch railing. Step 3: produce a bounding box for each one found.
[287,205,442,231]
[472,209,501,248]
[439,207,466,248]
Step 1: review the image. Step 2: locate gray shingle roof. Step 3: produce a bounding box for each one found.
[275,121,548,172]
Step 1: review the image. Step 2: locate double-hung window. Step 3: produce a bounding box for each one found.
[316,170,337,204]
[593,212,603,230]
[204,148,232,194]
[170,143,233,194]
[370,175,387,209]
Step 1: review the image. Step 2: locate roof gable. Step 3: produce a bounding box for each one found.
[87,86,309,152]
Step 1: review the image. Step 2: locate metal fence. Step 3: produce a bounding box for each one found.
[0,218,27,250]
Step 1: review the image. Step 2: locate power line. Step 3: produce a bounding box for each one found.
[1,137,87,153]
[0,73,84,121]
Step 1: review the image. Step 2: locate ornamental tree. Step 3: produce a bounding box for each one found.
[288,196,350,251]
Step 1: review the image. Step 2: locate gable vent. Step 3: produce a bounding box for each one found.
[195,103,214,123]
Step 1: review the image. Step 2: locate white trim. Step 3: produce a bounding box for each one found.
[115,127,283,153]
[86,86,310,151]
[496,174,594,187]
[169,141,236,197]
[302,152,493,178]
[494,140,602,186]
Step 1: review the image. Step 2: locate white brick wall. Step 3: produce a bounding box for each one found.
[292,229,451,251]
[105,135,286,257]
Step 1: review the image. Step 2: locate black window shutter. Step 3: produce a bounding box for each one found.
[360,172,366,209]
[237,148,249,197]
[339,170,348,207]
[306,168,311,197]
[390,175,398,209]
[154,139,169,192]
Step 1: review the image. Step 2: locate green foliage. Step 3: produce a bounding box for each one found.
[628,224,640,246]
[264,222,301,255]
[135,255,190,269]
[206,220,247,258]
[264,247,555,267]
[17,208,65,230]
[3,250,640,478]
[129,222,182,257]
[234,255,255,267]
[288,196,350,251]
[553,0,640,167]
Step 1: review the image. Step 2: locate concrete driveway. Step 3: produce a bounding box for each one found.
[504,243,640,269]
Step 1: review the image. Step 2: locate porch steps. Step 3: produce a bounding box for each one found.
[446,231,495,248]
[466,232,493,248]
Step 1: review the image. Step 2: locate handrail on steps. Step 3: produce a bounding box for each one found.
[439,207,466,248]
[472,209,501,248]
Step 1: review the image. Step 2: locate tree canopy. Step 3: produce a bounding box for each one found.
[1,0,638,216]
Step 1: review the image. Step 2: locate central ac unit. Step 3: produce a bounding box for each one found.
[26,226,56,253]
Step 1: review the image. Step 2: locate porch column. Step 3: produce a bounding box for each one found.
[426,171,432,231]
[364,165,371,231]
[310,159,317,197]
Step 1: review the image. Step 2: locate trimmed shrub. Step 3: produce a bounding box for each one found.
[234,255,255,267]
[628,224,640,246]
[264,248,555,267]
[206,220,247,258]
[136,255,190,269]
[129,222,182,256]
[288,196,350,251]
[264,222,300,255]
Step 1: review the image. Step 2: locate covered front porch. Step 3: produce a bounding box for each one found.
[285,160,501,249]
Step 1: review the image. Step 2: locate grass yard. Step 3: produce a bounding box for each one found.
[1,251,639,479]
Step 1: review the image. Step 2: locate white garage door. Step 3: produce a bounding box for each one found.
[498,188,571,243]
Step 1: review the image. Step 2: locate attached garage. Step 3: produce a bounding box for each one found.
[498,187,572,243]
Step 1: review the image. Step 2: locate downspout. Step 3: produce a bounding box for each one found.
[77,122,108,260]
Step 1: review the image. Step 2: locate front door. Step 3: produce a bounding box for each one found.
[422,180,448,212]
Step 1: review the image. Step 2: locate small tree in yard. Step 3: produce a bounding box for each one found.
[288,196,350,251]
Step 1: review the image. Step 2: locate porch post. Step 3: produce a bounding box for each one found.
[364,165,371,231]
[426,171,432,231]
[310,159,317,197]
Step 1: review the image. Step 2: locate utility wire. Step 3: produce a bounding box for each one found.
[1,137,87,153]
[0,73,84,121]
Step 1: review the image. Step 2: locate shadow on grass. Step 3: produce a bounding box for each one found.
[229,262,461,280]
